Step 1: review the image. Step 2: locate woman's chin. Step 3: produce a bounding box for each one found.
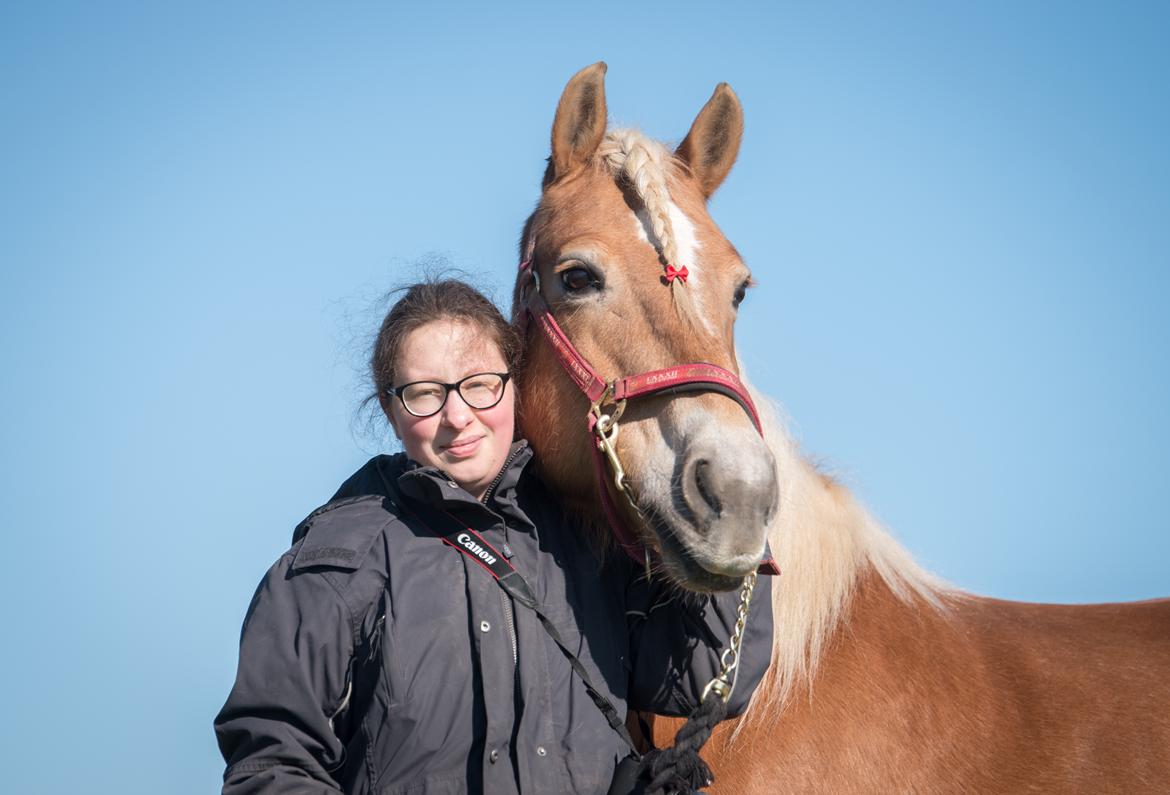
[431,436,513,498]
[437,457,492,496]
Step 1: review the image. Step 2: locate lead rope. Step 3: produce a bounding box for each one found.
[639,572,757,795]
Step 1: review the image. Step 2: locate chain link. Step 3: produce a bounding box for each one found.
[701,571,757,704]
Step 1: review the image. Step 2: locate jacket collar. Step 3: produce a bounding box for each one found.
[393,441,533,519]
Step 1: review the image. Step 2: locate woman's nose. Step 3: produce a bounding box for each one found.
[439,392,474,428]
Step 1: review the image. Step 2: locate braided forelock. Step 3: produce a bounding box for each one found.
[597,129,698,320]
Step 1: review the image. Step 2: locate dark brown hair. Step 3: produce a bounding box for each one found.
[370,280,521,409]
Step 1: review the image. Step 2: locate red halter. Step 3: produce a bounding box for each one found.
[517,239,779,577]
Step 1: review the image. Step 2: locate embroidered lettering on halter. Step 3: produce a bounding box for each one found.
[643,370,679,387]
[664,264,689,284]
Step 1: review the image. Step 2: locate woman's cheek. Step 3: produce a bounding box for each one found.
[400,417,440,464]
[490,392,518,436]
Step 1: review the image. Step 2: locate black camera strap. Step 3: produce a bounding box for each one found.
[393,494,642,759]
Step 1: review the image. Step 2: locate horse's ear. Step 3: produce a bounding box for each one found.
[549,62,608,182]
[676,83,744,199]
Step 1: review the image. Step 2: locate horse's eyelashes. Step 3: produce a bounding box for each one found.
[733,280,751,308]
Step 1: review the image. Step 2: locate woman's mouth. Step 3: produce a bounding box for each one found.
[443,436,484,458]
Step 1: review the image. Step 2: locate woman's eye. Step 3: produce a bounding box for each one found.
[560,267,599,293]
[733,281,750,308]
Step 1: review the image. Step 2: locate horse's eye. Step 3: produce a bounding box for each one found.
[561,267,599,293]
[733,280,750,308]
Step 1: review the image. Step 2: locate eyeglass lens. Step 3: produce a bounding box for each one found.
[400,373,506,416]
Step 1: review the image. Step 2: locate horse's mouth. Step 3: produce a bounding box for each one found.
[641,506,755,593]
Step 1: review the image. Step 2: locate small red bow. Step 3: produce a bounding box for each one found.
[664,264,689,284]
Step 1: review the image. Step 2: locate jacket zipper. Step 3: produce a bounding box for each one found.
[500,586,521,734]
[480,444,525,506]
[500,590,519,665]
[482,447,524,697]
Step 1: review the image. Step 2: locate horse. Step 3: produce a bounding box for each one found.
[512,62,1170,793]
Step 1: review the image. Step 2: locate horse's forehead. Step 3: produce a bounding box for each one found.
[543,170,633,233]
[543,168,725,255]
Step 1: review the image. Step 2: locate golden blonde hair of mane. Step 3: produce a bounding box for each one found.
[735,378,949,735]
[596,129,697,319]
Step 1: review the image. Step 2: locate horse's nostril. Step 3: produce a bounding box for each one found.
[693,459,722,516]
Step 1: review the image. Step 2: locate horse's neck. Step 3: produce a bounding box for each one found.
[758,411,943,713]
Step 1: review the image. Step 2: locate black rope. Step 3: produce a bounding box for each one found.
[640,695,729,795]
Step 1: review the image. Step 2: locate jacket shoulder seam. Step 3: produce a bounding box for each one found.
[291,496,397,572]
[225,757,320,775]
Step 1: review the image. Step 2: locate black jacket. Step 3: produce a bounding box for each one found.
[215,443,774,794]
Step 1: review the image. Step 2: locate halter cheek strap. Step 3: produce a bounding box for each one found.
[518,240,779,577]
[525,286,608,403]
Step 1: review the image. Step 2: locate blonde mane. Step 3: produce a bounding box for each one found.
[596,129,697,318]
[743,378,948,725]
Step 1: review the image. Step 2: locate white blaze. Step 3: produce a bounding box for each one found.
[632,202,713,334]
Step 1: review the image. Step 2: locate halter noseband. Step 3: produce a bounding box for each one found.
[518,238,779,577]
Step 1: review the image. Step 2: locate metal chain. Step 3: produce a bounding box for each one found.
[701,570,757,704]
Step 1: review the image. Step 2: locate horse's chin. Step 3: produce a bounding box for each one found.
[643,507,760,593]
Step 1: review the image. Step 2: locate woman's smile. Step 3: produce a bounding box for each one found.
[442,434,484,458]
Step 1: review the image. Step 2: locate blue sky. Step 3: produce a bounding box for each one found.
[2,2,1167,792]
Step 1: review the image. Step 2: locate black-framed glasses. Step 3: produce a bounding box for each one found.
[386,372,512,418]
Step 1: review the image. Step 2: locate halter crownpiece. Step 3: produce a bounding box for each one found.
[518,236,779,577]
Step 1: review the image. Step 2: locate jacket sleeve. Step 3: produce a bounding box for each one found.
[214,553,356,794]
[625,564,774,718]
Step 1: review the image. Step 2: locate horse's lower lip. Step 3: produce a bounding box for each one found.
[642,507,750,592]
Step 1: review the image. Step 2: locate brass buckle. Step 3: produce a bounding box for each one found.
[590,387,633,500]
[590,386,652,580]
[589,384,626,434]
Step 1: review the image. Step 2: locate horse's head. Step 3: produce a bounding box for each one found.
[514,63,778,591]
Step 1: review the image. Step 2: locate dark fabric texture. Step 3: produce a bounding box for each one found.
[215,443,775,794]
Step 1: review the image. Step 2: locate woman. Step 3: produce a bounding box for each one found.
[215,279,774,794]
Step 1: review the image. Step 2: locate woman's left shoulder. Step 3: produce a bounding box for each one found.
[290,494,398,570]
[286,453,410,570]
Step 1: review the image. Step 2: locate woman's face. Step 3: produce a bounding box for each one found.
[385,318,516,500]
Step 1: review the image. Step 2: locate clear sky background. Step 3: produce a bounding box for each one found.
[1,2,1167,792]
